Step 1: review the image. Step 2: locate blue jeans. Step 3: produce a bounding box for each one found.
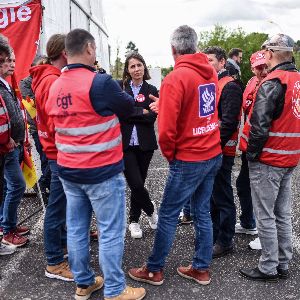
[60,173,126,298]
[147,155,222,271]
[44,160,67,265]
[236,152,256,229]
[211,155,236,248]
[0,146,26,234]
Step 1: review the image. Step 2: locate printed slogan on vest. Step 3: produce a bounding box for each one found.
[292,81,300,119]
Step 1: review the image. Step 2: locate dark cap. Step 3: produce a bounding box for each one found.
[262,33,294,52]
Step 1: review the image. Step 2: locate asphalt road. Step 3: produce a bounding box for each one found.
[0,150,299,300]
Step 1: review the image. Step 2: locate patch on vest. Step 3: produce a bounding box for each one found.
[292,81,300,119]
[198,83,216,117]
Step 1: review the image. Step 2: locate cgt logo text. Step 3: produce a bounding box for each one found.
[57,92,73,110]
[0,6,31,29]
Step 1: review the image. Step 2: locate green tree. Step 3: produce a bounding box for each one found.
[125,41,138,56]
[111,46,124,80]
[294,40,300,69]
[198,25,268,84]
[161,66,173,78]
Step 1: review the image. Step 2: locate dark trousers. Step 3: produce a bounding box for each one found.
[236,152,256,229]
[211,155,236,248]
[123,146,154,223]
[32,131,51,192]
[44,160,67,265]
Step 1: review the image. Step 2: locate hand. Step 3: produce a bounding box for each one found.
[149,94,159,113]
[6,138,17,152]
[143,109,150,114]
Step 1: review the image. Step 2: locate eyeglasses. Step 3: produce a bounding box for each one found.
[265,48,276,53]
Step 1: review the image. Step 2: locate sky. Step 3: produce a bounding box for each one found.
[102,0,300,67]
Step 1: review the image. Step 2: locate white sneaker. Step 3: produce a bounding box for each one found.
[0,242,17,255]
[129,223,143,239]
[235,223,258,235]
[249,237,262,250]
[148,202,158,230]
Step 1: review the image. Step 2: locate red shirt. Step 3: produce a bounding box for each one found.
[30,65,61,160]
[158,53,221,162]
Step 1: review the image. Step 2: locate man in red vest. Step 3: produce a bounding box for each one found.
[46,29,145,300]
[128,25,222,286]
[203,46,243,258]
[235,51,268,250]
[0,35,17,256]
[239,34,300,282]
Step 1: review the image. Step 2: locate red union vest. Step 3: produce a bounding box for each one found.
[242,76,259,117]
[240,69,300,167]
[0,95,10,147]
[218,76,240,156]
[46,67,123,169]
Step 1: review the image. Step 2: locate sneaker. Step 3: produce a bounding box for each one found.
[0,242,17,255]
[235,223,258,235]
[177,214,193,225]
[15,225,30,235]
[212,243,234,258]
[75,276,104,300]
[129,223,142,239]
[147,202,158,229]
[2,230,29,247]
[177,265,211,285]
[128,265,164,286]
[249,237,262,250]
[104,286,146,300]
[45,261,74,282]
[0,225,30,236]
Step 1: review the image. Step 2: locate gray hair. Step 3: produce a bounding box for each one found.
[170,25,198,55]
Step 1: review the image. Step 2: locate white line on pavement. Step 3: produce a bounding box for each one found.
[0,213,44,293]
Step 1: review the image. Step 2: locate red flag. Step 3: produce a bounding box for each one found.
[0,0,42,82]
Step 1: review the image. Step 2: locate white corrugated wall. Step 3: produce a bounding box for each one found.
[40,0,110,71]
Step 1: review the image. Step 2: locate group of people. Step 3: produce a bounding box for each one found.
[0,23,299,300]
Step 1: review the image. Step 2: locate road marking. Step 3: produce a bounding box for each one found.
[0,214,44,292]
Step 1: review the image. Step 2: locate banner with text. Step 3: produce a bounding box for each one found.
[0,0,42,82]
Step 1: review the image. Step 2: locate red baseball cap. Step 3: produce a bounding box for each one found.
[250,51,266,68]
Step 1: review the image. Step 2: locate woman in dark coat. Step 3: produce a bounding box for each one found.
[119,52,158,239]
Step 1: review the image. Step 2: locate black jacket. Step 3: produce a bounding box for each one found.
[118,80,158,151]
[0,81,25,143]
[218,70,243,148]
[19,75,37,133]
[225,60,244,91]
[246,62,298,161]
